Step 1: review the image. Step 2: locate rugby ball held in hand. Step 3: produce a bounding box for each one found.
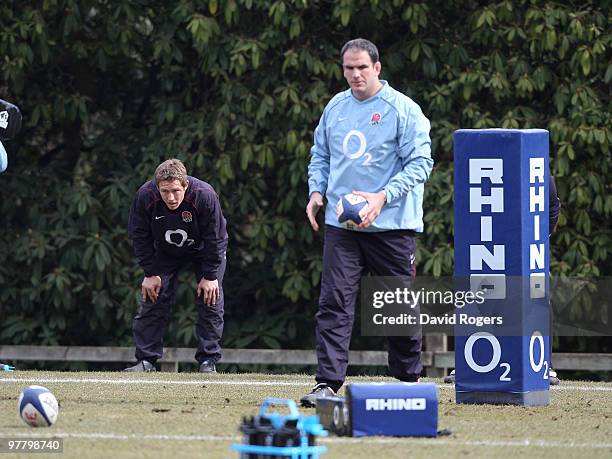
[337,193,369,229]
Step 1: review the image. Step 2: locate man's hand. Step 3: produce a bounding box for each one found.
[353,190,386,228]
[142,275,162,303]
[197,278,220,306]
[306,192,324,231]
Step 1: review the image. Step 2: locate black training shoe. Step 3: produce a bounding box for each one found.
[398,374,421,383]
[199,359,217,373]
[443,369,455,384]
[123,360,156,372]
[300,383,336,408]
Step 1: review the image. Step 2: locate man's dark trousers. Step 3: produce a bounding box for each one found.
[133,255,226,365]
[315,226,422,391]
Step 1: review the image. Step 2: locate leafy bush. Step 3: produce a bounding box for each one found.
[0,1,608,352]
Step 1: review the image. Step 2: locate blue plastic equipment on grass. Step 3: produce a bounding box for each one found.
[317,383,439,437]
[232,398,328,458]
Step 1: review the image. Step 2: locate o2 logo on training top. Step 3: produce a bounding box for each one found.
[342,130,373,166]
[165,229,195,248]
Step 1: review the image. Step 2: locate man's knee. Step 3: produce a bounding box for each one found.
[135,300,170,320]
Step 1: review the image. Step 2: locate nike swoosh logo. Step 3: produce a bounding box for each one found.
[155,216,165,220]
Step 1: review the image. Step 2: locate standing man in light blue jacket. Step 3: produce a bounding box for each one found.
[301,38,433,407]
[0,141,7,173]
[0,99,22,173]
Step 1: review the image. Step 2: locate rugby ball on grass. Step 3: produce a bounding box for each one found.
[18,385,59,427]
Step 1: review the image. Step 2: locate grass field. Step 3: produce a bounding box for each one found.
[1,371,611,458]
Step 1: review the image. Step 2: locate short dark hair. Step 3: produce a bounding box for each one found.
[340,38,379,64]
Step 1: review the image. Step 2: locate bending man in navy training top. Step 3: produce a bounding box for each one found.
[124,159,228,373]
[301,38,433,406]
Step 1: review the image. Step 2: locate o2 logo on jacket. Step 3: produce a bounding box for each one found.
[342,129,373,166]
[165,229,195,248]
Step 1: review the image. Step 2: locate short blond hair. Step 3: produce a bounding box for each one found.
[154,159,188,186]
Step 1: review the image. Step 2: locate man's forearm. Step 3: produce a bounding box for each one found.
[383,155,434,203]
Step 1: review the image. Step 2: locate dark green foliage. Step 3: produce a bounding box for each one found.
[0,1,609,352]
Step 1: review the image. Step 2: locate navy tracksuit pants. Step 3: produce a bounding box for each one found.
[133,255,226,365]
[315,226,422,391]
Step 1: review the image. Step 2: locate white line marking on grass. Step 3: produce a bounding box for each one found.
[0,432,236,441]
[324,438,612,449]
[467,439,612,449]
[0,432,610,449]
[0,378,313,387]
[437,385,612,392]
[1,377,611,392]
[548,385,612,392]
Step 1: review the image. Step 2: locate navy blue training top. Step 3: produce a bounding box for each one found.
[128,176,228,281]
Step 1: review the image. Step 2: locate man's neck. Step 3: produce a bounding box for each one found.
[354,80,384,101]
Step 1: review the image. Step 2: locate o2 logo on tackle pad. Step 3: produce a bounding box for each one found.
[458,331,549,390]
[453,129,551,405]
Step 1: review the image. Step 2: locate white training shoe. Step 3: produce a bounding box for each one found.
[549,368,559,385]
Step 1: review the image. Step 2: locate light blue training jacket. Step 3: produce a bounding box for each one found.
[0,141,7,173]
[308,81,433,232]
